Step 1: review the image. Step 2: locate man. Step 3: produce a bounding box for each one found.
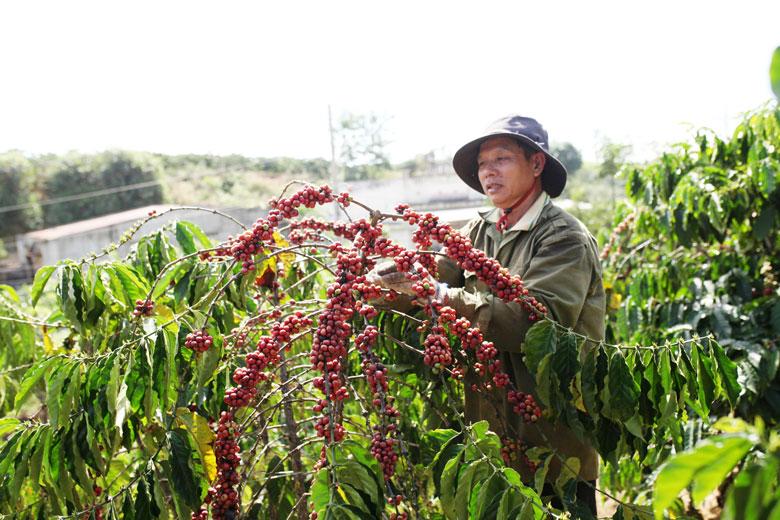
[376,115,605,513]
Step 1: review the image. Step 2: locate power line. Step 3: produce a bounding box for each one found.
[0,179,163,215]
[0,162,318,216]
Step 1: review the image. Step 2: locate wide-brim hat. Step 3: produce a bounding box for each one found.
[452,115,568,198]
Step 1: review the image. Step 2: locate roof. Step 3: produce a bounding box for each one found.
[23,205,180,241]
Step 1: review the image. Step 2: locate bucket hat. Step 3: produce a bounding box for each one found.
[452,115,567,198]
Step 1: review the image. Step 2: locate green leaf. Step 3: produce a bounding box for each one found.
[46,361,72,428]
[554,456,580,499]
[722,455,780,520]
[496,488,524,520]
[423,428,459,466]
[474,472,506,520]
[534,354,555,410]
[109,264,151,306]
[754,204,777,239]
[175,221,198,255]
[31,265,57,307]
[0,417,21,436]
[711,417,752,434]
[771,46,780,100]
[431,431,464,495]
[550,331,579,399]
[58,364,81,429]
[658,350,673,394]
[57,265,85,329]
[176,407,217,482]
[134,470,161,519]
[334,483,370,514]
[771,301,780,336]
[522,321,556,373]
[310,468,330,515]
[122,494,135,519]
[605,352,639,421]
[15,357,58,409]
[470,420,491,441]
[333,460,380,508]
[440,451,464,518]
[710,339,740,407]
[152,262,189,300]
[10,429,36,498]
[516,485,546,520]
[29,430,49,492]
[66,426,93,496]
[692,343,716,416]
[469,426,502,462]
[0,284,20,303]
[501,467,523,488]
[176,221,212,253]
[653,434,753,518]
[581,348,601,415]
[453,459,490,520]
[167,429,202,510]
[531,452,551,496]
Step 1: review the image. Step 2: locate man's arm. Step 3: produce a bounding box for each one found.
[443,237,597,352]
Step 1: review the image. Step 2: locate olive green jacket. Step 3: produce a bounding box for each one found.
[438,201,606,482]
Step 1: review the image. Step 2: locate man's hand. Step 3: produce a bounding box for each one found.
[367,261,447,302]
[367,261,416,296]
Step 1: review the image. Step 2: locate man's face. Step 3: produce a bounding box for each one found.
[477,136,543,209]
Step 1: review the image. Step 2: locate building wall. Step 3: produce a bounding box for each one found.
[16,206,266,268]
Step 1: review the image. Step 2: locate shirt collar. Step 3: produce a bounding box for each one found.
[478,192,550,231]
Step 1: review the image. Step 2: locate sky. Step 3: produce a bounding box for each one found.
[1,1,778,164]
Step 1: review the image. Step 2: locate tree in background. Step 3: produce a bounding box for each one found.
[336,112,391,181]
[41,151,164,227]
[0,152,42,239]
[598,140,632,205]
[399,151,437,177]
[550,142,583,174]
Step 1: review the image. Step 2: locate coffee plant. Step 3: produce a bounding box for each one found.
[600,103,780,518]
[0,104,778,520]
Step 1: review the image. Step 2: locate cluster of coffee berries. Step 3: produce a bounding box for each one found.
[268,185,338,218]
[132,299,154,317]
[195,185,557,516]
[225,312,313,408]
[288,218,358,242]
[191,508,208,520]
[314,415,346,442]
[81,484,104,520]
[501,437,522,465]
[208,411,241,519]
[423,327,453,369]
[504,438,538,472]
[371,429,400,479]
[82,507,103,520]
[363,362,388,395]
[185,329,213,353]
[205,185,344,277]
[601,211,636,260]
[396,206,547,318]
[393,251,418,273]
[230,328,249,349]
[508,391,542,422]
[450,316,483,349]
[308,258,362,448]
[355,321,402,477]
[387,494,404,507]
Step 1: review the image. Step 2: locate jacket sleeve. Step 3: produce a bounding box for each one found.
[444,236,596,352]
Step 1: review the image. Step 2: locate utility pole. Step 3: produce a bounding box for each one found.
[328,105,341,220]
